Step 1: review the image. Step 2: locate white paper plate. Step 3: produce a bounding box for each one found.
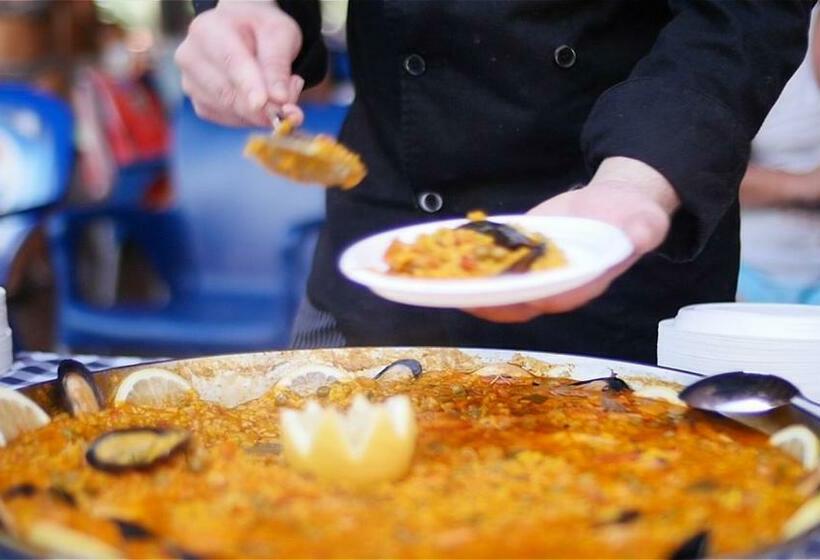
[339,215,633,308]
[673,303,820,340]
[0,328,12,375]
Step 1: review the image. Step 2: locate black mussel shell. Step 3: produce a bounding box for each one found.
[373,359,423,380]
[167,546,202,560]
[57,359,105,416]
[457,220,540,249]
[506,244,545,273]
[2,483,38,499]
[595,509,641,526]
[112,518,154,540]
[458,220,547,273]
[570,374,632,393]
[669,530,710,560]
[48,486,77,507]
[86,428,190,473]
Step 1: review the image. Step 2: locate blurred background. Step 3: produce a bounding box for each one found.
[0,1,817,359]
[1,0,350,357]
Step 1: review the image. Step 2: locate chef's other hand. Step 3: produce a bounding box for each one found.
[467,157,680,322]
[175,0,305,127]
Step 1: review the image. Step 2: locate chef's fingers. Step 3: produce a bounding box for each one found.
[274,75,306,125]
[278,103,305,127]
[196,21,270,115]
[254,14,302,106]
[465,254,639,322]
[464,304,543,323]
[290,75,305,101]
[189,97,258,128]
[180,61,270,127]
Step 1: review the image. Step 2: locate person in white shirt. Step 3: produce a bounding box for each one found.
[739,6,820,304]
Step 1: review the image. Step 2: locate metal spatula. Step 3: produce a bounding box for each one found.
[244,112,366,190]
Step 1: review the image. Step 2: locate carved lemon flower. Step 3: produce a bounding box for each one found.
[280,395,417,487]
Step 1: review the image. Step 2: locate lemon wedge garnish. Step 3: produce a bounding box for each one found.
[783,493,820,540]
[633,385,686,407]
[273,361,352,396]
[114,368,192,407]
[770,424,820,470]
[280,395,417,487]
[0,388,49,446]
[25,520,121,559]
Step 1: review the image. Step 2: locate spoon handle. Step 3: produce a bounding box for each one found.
[795,394,820,410]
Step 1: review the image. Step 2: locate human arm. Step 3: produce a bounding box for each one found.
[741,8,820,209]
[470,1,812,322]
[469,157,677,321]
[741,165,820,208]
[175,0,326,127]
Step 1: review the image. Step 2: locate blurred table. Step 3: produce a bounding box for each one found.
[0,351,151,388]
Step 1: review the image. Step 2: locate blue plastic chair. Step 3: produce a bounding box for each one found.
[0,85,73,284]
[47,99,344,356]
[0,85,73,351]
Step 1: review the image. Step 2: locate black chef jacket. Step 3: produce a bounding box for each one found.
[196,1,813,364]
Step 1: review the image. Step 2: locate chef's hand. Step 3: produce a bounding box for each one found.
[466,157,679,322]
[175,0,305,127]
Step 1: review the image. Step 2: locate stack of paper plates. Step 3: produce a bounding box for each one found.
[658,303,820,400]
[0,287,11,374]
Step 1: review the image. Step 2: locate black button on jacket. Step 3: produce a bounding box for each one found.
[199,0,813,364]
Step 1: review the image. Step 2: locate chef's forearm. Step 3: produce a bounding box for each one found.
[581,1,812,262]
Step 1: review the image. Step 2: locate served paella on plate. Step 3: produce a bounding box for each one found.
[339,216,633,308]
[384,211,567,278]
[0,348,819,559]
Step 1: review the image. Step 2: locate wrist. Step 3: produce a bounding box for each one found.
[588,157,681,216]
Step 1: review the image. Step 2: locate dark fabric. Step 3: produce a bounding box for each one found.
[192,0,327,87]
[304,1,809,363]
[290,297,346,349]
[277,0,327,87]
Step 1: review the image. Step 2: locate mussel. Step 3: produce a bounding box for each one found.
[2,483,37,499]
[111,518,154,540]
[57,360,104,416]
[669,530,710,560]
[0,484,76,507]
[86,428,190,472]
[457,220,546,273]
[458,220,540,249]
[48,487,77,507]
[595,509,641,526]
[373,359,423,381]
[569,373,632,393]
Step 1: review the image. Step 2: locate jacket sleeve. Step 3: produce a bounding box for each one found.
[581,0,814,261]
[192,0,327,88]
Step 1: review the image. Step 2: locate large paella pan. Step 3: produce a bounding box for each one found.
[0,347,819,558]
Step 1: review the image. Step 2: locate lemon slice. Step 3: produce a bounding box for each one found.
[633,385,686,407]
[114,368,192,407]
[273,361,352,396]
[0,388,50,446]
[770,424,820,470]
[783,494,820,540]
[281,394,417,487]
[25,521,121,559]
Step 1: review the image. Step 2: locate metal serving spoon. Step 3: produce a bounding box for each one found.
[679,371,820,414]
[243,109,367,189]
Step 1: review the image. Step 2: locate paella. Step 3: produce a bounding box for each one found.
[0,349,818,559]
[384,211,567,278]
